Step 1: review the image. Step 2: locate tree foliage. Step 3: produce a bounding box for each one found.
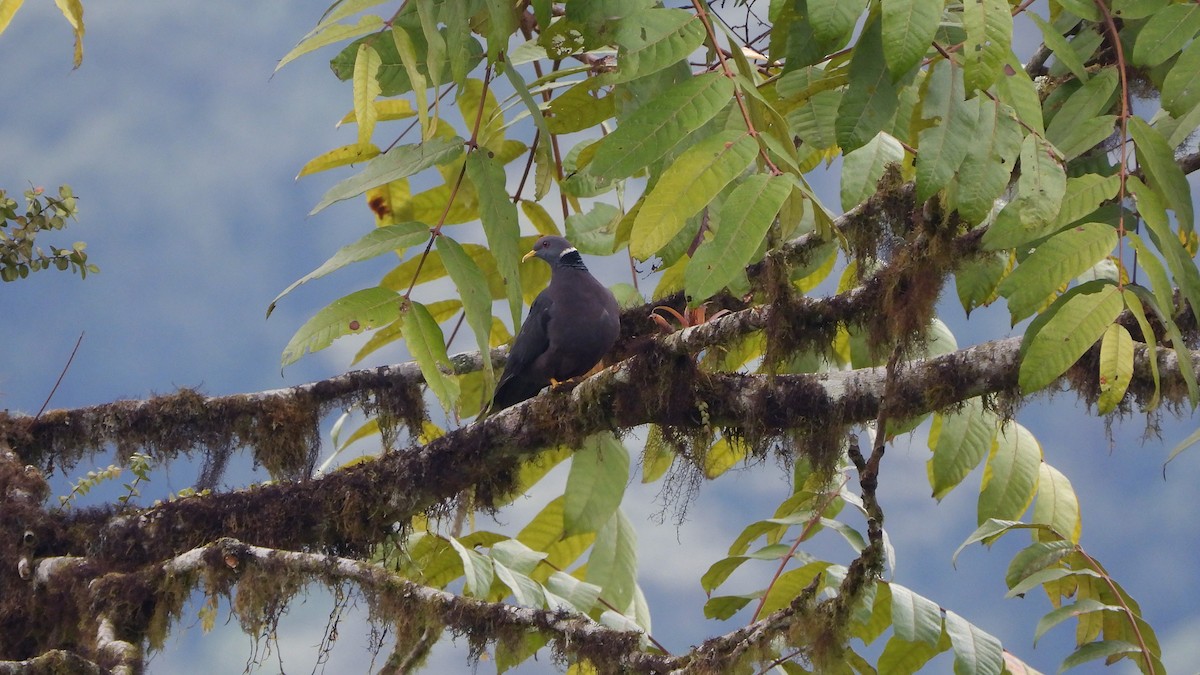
[3,0,1200,673]
[0,185,96,282]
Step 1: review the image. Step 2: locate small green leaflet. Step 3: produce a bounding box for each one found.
[546,81,616,134]
[1059,640,1142,672]
[545,571,602,614]
[1054,115,1118,162]
[268,222,428,317]
[952,519,1050,564]
[1130,117,1194,234]
[465,151,524,330]
[789,85,842,150]
[448,536,494,597]
[841,131,904,211]
[413,1,446,92]
[276,14,384,72]
[1033,599,1120,647]
[1120,286,1160,410]
[962,0,1011,93]
[281,286,402,367]
[889,582,943,647]
[996,52,1044,133]
[1032,462,1082,543]
[915,60,975,203]
[927,398,998,501]
[955,251,1009,316]
[310,135,464,214]
[702,435,749,478]
[1016,133,1066,231]
[1096,322,1134,415]
[877,632,946,674]
[1018,281,1123,393]
[837,16,901,152]
[600,7,705,85]
[1056,0,1101,20]
[1005,540,1075,592]
[482,0,515,63]
[1005,566,1085,600]
[1131,2,1200,67]
[808,0,866,44]
[686,174,791,304]
[1045,68,1118,150]
[352,299,459,366]
[436,236,495,389]
[998,222,1118,325]
[517,495,568,552]
[352,44,382,146]
[1162,40,1200,116]
[401,299,460,412]
[563,432,630,536]
[641,425,674,483]
[880,0,941,79]
[758,561,833,617]
[1129,178,1200,365]
[585,509,639,614]
[493,559,546,607]
[565,202,622,256]
[944,610,1004,675]
[978,421,1042,524]
[1131,287,1199,410]
[1052,173,1122,229]
[584,73,733,181]
[954,99,1022,225]
[390,26,429,139]
[1028,13,1089,82]
[629,131,758,259]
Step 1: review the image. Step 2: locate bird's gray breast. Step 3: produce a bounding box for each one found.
[536,271,619,380]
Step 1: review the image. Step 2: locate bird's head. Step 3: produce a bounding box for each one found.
[523,235,579,266]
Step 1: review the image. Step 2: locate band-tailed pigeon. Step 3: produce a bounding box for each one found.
[490,236,620,412]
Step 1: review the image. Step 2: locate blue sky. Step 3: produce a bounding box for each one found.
[2,3,1199,673]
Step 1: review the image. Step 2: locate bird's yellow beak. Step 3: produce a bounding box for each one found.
[522,249,537,263]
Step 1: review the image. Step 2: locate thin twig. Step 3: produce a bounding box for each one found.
[1076,546,1157,675]
[35,332,83,420]
[1094,0,1132,286]
[748,478,849,624]
[689,0,782,176]
[403,64,496,300]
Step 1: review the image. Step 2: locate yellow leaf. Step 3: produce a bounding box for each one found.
[53,0,84,68]
[0,0,26,36]
[704,436,748,479]
[338,99,417,126]
[353,44,382,146]
[296,143,381,179]
[1096,322,1134,414]
[364,178,412,226]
